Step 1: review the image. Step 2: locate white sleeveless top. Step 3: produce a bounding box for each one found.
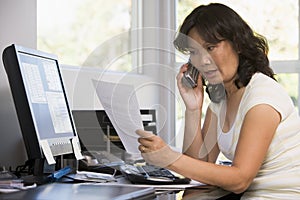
[218,122,235,160]
[209,73,300,199]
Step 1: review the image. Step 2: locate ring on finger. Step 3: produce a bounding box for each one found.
[141,146,146,153]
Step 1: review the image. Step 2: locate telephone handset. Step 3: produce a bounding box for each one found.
[182,61,199,88]
[182,61,226,103]
[206,83,226,103]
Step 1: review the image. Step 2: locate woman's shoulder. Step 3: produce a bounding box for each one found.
[242,72,294,119]
[246,72,289,96]
[248,72,277,87]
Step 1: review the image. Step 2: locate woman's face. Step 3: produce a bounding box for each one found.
[187,27,239,87]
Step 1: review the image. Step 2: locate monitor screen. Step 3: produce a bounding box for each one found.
[18,51,74,140]
[2,44,81,174]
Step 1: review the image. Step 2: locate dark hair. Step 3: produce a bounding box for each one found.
[174,3,275,87]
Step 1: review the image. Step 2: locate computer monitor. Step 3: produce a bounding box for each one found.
[2,44,81,176]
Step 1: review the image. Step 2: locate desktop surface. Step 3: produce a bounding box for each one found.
[0,183,155,200]
[0,176,238,200]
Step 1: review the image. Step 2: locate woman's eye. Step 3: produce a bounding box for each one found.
[207,46,215,51]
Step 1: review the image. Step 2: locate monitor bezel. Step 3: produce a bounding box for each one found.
[2,44,80,173]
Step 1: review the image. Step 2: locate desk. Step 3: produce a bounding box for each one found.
[0,181,237,200]
[0,183,156,200]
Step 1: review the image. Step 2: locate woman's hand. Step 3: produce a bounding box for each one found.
[136,129,182,167]
[176,63,204,111]
[137,129,166,153]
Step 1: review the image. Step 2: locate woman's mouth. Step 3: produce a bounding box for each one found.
[202,69,223,84]
[203,69,218,79]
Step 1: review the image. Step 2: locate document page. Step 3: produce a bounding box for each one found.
[93,80,143,155]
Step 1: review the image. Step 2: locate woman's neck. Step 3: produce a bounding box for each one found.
[225,82,239,97]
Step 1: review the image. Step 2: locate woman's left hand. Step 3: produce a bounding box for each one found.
[136,129,182,167]
[137,129,166,153]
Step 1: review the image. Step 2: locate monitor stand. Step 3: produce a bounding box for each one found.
[21,158,55,185]
[22,174,51,185]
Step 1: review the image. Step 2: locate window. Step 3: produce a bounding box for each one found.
[37,0,132,72]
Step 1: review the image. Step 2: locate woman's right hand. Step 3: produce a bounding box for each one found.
[176,63,204,111]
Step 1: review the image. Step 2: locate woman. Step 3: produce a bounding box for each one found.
[136,3,300,199]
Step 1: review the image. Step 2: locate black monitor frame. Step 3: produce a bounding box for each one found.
[2,44,80,176]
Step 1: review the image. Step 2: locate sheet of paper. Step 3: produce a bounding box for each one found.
[40,140,56,165]
[71,137,84,160]
[83,177,206,190]
[92,80,144,155]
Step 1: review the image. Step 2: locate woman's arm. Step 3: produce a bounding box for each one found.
[169,104,281,193]
[183,107,220,163]
[182,109,202,157]
[176,63,219,162]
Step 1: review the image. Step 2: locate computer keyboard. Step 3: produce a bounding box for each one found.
[93,151,124,165]
[120,164,191,185]
[82,151,124,167]
[136,165,175,179]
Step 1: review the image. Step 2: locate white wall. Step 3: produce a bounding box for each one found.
[61,65,157,110]
[0,0,37,168]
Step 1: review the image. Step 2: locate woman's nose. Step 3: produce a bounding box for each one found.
[202,56,212,65]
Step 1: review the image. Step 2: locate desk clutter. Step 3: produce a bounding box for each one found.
[0,161,198,200]
[72,109,190,185]
[0,107,189,187]
[0,109,191,196]
[0,167,36,193]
